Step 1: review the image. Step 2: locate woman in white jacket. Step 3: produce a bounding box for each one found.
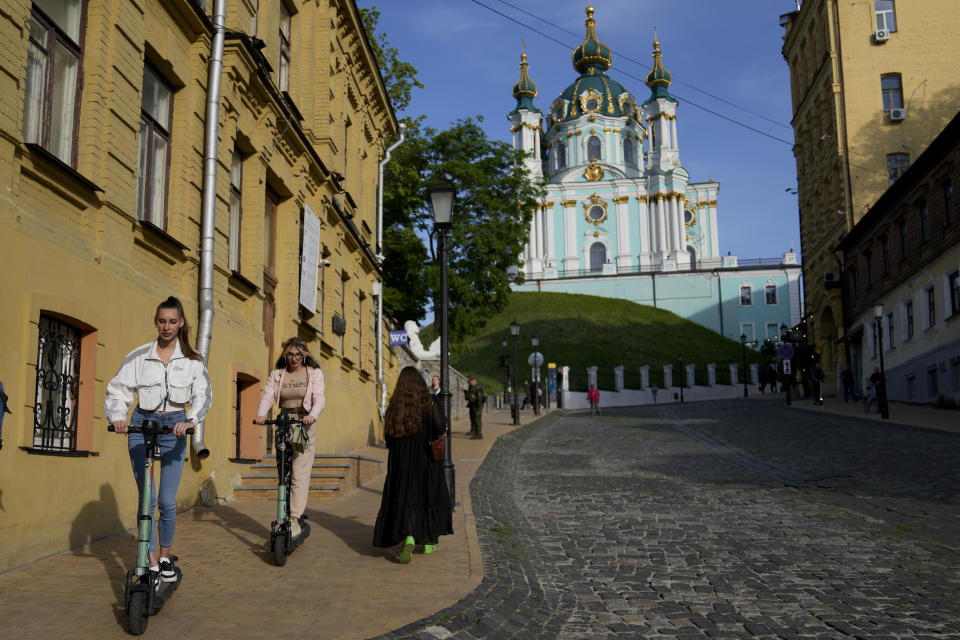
[104,296,211,582]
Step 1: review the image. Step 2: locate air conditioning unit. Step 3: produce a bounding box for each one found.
[874,29,890,42]
[824,271,841,289]
[889,107,907,121]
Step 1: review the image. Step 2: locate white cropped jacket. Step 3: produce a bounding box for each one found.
[104,340,212,425]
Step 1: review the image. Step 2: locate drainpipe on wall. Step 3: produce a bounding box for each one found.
[193,0,225,460]
[375,122,407,418]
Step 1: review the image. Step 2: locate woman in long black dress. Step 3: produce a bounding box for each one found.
[373,366,453,563]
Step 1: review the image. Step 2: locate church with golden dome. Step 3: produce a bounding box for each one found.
[510,7,803,345]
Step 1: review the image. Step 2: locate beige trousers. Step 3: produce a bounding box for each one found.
[289,421,315,520]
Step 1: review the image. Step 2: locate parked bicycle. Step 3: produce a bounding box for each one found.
[108,420,193,636]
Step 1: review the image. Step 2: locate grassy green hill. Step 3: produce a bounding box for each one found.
[424,291,766,393]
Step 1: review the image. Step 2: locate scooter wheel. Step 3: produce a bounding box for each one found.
[273,534,287,566]
[128,591,149,635]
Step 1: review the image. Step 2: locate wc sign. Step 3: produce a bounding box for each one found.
[388,331,409,347]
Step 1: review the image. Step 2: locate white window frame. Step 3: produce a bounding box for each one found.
[875,0,897,32]
[739,322,756,343]
[739,284,753,306]
[136,64,173,228]
[764,283,778,305]
[228,147,243,272]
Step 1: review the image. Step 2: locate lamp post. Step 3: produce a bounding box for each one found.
[429,183,456,508]
[780,323,795,405]
[740,334,750,398]
[531,334,540,415]
[874,303,890,420]
[510,320,520,424]
[501,339,509,408]
[678,354,684,403]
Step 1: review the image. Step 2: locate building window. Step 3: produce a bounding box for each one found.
[33,314,82,451]
[687,246,696,270]
[880,74,903,113]
[881,236,889,275]
[23,0,86,166]
[904,300,914,339]
[887,153,909,185]
[919,200,929,243]
[557,143,566,170]
[949,270,960,317]
[622,137,635,165]
[927,366,939,398]
[250,0,258,35]
[766,322,780,340]
[739,285,752,306]
[850,268,859,302]
[589,242,606,272]
[887,312,894,349]
[865,251,874,286]
[587,136,602,162]
[926,286,936,328]
[740,323,755,343]
[944,180,955,225]
[136,65,173,227]
[278,2,291,92]
[764,284,777,305]
[228,148,243,272]
[899,219,908,259]
[874,0,897,32]
[340,275,347,355]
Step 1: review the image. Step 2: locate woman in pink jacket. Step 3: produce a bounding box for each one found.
[587,384,601,417]
[255,337,325,539]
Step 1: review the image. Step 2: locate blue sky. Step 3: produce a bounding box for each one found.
[359,0,803,262]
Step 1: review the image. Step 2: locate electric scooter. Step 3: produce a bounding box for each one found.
[109,420,193,636]
[259,413,310,566]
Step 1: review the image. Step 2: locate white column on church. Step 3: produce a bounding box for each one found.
[535,206,544,264]
[637,196,651,266]
[614,196,630,269]
[674,195,685,253]
[664,196,675,252]
[563,199,579,272]
[511,127,517,149]
[708,200,720,256]
[655,197,667,254]
[671,117,678,150]
[545,203,556,270]
[533,125,540,158]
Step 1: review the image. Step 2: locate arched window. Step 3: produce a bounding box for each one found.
[687,246,697,270]
[557,143,566,170]
[622,137,635,165]
[589,243,606,272]
[587,136,602,162]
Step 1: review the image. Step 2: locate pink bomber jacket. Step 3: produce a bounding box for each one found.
[256,366,326,419]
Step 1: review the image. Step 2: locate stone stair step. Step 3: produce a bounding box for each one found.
[233,484,342,502]
[240,473,346,487]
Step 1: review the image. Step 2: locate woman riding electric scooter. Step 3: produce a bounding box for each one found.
[255,337,325,558]
[105,296,211,633]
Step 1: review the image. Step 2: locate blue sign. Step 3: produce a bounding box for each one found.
[388,331,409,346]
[778,344,794,359]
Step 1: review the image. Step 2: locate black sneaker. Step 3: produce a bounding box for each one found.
[158,558,177,582]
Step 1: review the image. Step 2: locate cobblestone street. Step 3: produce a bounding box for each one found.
[381,400,960,639]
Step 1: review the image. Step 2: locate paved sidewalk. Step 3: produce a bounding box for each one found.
[0,407,539,639]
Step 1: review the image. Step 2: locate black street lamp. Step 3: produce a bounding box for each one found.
[678,354,684,403]
[429,183,456,508]
[531,334,540,415]
[510,320,520,424]
[874,304,890,420]
[779,323,795,405]
[501,339,509,406]
[740,334,750,398]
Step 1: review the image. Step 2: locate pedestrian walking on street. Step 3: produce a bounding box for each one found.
[587,384,601,416]
[373,367,453,563]
[650,384,658,403]
[529,380,540,413]
[464,377,486,439]
[430,374,441,397]
[255,337,326,541]
[520,380,530,410]
[104,296,212,582]
[840,367,854,403]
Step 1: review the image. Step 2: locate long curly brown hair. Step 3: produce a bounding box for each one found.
[384,367,430,438]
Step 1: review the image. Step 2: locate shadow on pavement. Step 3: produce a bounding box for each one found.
[302,506,386,559]
[188,504,274,565]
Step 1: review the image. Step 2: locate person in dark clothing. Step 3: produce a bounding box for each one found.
[373,367,453,563]
[528,380,539,412]
[519,380,530,410]
[840,367,854,403]
[464,377,485,439]
[811,366,825,405]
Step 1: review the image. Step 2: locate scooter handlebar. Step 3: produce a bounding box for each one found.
[108,425,195,435]
[256,416,304,426]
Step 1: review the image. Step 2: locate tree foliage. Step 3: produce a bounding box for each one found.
[357,6,423,114]
[382,117,543,338]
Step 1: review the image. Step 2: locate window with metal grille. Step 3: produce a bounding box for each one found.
[33,315,81,451]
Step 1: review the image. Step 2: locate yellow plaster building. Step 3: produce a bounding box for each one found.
[780,0,960,392]
[0,0,399,571]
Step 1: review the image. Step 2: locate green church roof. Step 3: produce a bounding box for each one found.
[643,40,677,104]
[510,52,540,114]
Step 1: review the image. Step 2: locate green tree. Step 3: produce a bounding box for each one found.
[357,5,423,114]
[382,117,543,338]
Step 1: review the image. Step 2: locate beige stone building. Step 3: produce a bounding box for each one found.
[780,0,960,393]
[0,0,399,570]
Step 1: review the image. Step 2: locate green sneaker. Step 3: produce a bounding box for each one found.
[397,536,415,564]
[421,544,436,554]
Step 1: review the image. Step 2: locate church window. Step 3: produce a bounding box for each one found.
[587,136,602,162]
[623,137,635,165]
[739,285,752,306]
[588,205,604,221]
[684,208,695,227]
[875,1,897,32]
[687,247,696,270]
[589,243,606,272]
[585,97,599,111]
[557,143,566,170]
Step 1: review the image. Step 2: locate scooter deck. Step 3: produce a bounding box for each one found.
[125,567,182,616]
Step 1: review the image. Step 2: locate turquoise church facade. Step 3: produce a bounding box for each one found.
[509,7,802,344]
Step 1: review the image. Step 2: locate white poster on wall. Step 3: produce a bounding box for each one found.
[299,205,320,312]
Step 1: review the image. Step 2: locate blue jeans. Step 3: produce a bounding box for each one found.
[128,408,187,553]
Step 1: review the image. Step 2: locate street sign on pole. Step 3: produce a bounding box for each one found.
[778,344,794,359]
[388,331,409,346]
[527,352,544,367]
